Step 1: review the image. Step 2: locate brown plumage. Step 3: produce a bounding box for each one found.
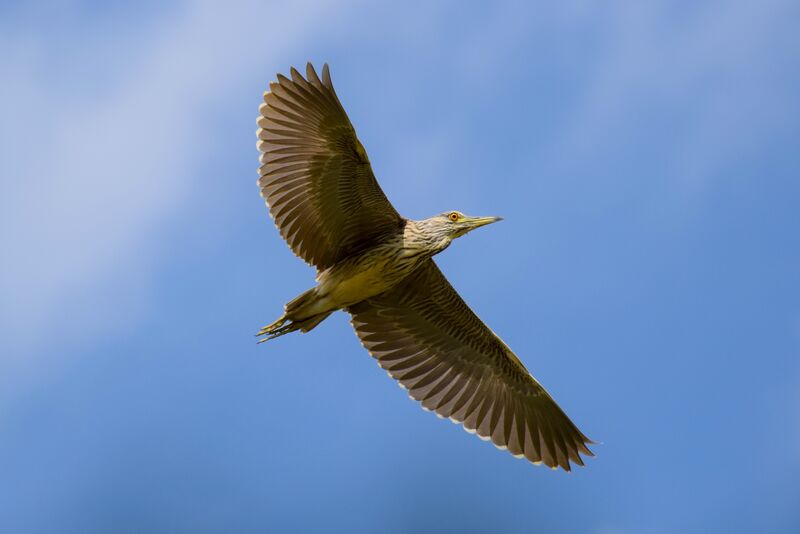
[257,64,403,270]
[256,63,594,470]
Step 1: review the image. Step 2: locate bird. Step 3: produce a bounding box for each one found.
[255,63,593,471]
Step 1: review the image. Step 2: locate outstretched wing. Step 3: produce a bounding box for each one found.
[348,260,593,470]
[257,63,404,271]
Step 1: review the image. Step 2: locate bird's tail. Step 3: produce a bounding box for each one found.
[284,287,319,316]
[256,288,332,343]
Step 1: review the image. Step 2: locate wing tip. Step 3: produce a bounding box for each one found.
[322,63,333,90]
[306,62,322,85]
[289,66,303,82]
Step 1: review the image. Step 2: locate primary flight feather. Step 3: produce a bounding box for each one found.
[256,63,593,470]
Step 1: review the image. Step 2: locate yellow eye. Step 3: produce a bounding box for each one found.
[449,212,460,222]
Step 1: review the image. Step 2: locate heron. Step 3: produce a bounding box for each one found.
[255,63,593,470]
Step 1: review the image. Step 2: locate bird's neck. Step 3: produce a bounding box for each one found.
[403,219,451,257]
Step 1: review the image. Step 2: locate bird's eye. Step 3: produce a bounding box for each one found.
[449,212,460,222]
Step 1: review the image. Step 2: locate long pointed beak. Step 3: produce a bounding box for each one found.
[467,215,503,230]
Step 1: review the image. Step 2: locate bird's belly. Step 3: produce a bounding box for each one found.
[318,250,422,308]
[323,262,395,307]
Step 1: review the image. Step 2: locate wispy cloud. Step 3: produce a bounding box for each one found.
[3,0,794,364]
[0,1,338,362]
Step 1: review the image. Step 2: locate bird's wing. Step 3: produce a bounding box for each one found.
[347,260,593,470]
[257,63,404,271]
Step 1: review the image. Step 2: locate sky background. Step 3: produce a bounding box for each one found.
[1,1,799,532]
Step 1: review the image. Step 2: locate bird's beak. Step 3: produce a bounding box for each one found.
[467,215,503,230]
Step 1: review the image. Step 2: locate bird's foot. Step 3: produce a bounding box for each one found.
[256,309,334,343]
[256,315,297,343]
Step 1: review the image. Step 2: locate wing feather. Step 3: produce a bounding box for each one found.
[348,260,593,470]
[257,63,403,270]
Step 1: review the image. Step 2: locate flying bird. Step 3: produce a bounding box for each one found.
[255,63,593,470]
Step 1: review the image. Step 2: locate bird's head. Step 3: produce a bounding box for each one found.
[439,211,503,239]
[413,211,503,252]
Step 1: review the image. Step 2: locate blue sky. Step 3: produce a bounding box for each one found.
[1,1,799,532]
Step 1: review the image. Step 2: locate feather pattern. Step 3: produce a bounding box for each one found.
[257,63,404,271]
[257,63,593,470]
[348,260,593,470]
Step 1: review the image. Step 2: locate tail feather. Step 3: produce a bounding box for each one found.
[285,288,318,316]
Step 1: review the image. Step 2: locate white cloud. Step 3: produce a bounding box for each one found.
[2,0,794,383]
[0,0,339,362]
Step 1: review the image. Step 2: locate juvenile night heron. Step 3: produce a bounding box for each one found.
[255,63,593,470]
